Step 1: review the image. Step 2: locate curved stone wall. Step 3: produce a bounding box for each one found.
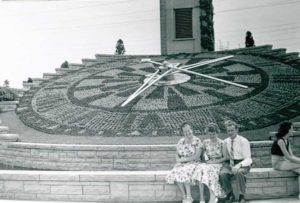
[0,141,275,171]
[0,169,297,202]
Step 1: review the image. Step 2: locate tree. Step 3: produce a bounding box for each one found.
[115,39,126,55]
[0,86,16,101]
[27,77,33,83]
[60,60,69,69]
[3,80,9,87]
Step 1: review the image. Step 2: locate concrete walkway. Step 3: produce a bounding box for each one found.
[0,198,298,203]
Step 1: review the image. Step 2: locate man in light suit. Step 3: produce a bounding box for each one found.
[219,120,252,203]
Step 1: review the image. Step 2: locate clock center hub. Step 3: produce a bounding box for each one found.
[143,73,191,86]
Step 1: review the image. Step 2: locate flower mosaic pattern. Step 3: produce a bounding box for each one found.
[17,52,300,136]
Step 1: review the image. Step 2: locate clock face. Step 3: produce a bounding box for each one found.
[18,53,300,136]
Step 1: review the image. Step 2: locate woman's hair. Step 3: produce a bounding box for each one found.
[205,123,220,134]
[276,121,292,138]
[246,31,252,36]
[179,122,192,136]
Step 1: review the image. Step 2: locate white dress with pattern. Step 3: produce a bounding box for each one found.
[165,136,202,184]
[192,138,225,197]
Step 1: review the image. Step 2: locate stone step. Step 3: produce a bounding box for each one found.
[293,122,300,128]
[42,73,62,80]
[0,126,9,134]
[0,168,296,202]
[281,52,299,60]
[262,48,287,57]
[81,58,99,67]
[218,45,273,55]
[55,68,77,74]
[0,201,89,203]
[0,133,19,142]
[0,141,273,171]
[69,63,84,70]
[16,106,29,113]
[22,82,40,91]
[0,101,19,112]
[0,197,299,203]
[31,78,45,83]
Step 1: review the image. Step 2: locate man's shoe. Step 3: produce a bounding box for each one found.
[239,198,246,203]
[217,197,226,203]
[224,192,235,203]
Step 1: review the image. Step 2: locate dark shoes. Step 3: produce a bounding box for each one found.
[219,194,247,203]
[223,192,235,203]
[239,197,246,203]
[238,195,247,203]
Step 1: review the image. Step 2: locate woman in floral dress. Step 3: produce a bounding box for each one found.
[166,123,202,203]
[193,123,227,203]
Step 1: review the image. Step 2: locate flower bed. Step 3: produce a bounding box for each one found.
[16,49,300,136]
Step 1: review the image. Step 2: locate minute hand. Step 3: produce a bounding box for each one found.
[169,65,248,89]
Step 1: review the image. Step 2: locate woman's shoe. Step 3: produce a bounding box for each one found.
[185,197,193,203]
[209,197,218,203]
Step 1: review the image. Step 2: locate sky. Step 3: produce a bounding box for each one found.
[0,0,299,88]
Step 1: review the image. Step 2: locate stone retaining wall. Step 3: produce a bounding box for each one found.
[0,169,297,202]
[0,101,18,112]
[0,141,275,171]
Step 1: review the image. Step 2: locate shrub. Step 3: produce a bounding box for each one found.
[27,77,33,83]
[115,39,126,55]
[0,87,16,101]
[60,61,69,69]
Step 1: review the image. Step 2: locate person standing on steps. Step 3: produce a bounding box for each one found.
[271,121,300,199]
[219,120,252,203]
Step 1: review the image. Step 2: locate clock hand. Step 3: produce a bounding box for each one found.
[121,68,174,107]
[126,69,160,99]
[168,65,248,89]
[121,56,236,107]
[166,55,234,76]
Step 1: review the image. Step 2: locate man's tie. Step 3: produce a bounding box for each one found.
[230,138,234,167]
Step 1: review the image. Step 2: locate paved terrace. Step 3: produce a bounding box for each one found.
[0,198,299,203]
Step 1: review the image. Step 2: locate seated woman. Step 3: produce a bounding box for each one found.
[193,123,227,203]
[271,121,300,199]
[166,123,202,203]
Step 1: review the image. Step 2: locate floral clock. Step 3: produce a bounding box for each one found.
[17,51,300,136]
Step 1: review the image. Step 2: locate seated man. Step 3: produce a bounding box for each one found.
[219,120,252,203]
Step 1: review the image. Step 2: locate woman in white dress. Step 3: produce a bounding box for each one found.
[193,123,227,203]
[166,123,203,203]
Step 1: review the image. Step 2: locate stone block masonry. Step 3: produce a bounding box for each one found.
[0,141,275,171]
[0,169,297,202]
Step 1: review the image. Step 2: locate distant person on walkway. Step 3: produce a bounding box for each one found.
[219,120,252,203]
[166,123,202,203]
[192,123,226,203]
[271,121,300,199]
[245,31,255,47]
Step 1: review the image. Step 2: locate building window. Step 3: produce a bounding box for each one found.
[174,8,193,39]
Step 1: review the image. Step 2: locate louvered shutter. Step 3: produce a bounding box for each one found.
[175,8,193,39]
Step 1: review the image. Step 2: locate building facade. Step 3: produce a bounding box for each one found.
[160,0,214,54]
